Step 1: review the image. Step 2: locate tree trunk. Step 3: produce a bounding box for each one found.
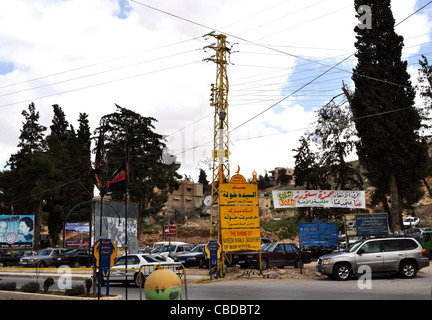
[422,178,432,198]
[389,174,402,233]
[34,200,43,250]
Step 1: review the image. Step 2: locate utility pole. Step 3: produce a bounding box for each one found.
[204,32,231,277]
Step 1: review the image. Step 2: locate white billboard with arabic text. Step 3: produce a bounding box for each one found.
[272,190,365,209]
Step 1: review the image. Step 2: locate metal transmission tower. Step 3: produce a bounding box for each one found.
[204,32,231,252]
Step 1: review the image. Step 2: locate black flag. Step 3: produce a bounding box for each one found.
[91,131,108,195]
[105,160,128,193]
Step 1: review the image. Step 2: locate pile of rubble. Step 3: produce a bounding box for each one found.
[225,263,325,280]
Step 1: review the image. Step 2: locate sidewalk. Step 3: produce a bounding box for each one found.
[0,267,93,280]
[0,266,209,282]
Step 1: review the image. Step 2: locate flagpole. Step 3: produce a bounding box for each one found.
[124,130,129,300]
[98,125,104,301]
[98,183,103,300]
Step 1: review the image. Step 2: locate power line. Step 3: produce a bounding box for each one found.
[0,48,201,99]
[0,60,202,109]
[0,37,201,90]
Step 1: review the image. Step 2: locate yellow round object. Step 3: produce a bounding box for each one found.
[144,268,182,300]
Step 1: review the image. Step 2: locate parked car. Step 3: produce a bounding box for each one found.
[138,247,153,254]
[232,242,313,269]
[403,217,420,228]
[159,243,194,259]
[96,253,184,287]
[52,249,94,268]
[176,244,207,268]
[146,241,190,255]
[19,248,68,267]
[415,231,432,259]
[0,250,37,267]
[316,237,429,280]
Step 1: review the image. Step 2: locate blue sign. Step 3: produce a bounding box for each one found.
[354,214,388,236]
[94,239,117,277]
[205,240,221,279]
[205,240,221,265]
[299,219,338,247]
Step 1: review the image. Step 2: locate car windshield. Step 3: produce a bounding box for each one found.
[348,241,364,253]
[261,243,277,252]
[191,245,204,252]
[37,249,52,256]
[113,255,143,266]
[160,245,176,253]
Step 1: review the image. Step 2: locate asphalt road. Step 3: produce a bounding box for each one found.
[2,265,431,300]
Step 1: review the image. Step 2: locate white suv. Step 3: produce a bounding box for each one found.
[317,237,429,280]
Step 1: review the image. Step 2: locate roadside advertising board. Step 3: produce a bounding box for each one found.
[0,215,34,248]
[220,172,261,252]
[272,190,366,209]
[344,213,389,237]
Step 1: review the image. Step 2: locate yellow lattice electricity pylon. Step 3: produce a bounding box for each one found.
[204,32,231,276]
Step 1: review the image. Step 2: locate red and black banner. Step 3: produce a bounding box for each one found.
[105,160,128,193]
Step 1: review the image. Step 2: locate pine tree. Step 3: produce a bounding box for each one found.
[7,102,47,170]
[98,105,181,230]
[62,112,93,223]
[44,104,69,243]
[5,102,47,217]
[351,0,429,232]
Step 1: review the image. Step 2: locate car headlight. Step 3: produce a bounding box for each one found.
[322,259,332,265]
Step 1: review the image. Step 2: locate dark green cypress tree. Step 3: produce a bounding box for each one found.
[6,102,47,216]
[351,0,429,232]
[62,112,93,223]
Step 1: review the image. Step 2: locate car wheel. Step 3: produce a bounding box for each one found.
[0,261,5,267]
[37,261,46,268]
[73,261,80,268]
[294,259,304,269]
[333,263,351,281]
[134,272,145,288]
[399,260,417,278]
[261,258,269,270]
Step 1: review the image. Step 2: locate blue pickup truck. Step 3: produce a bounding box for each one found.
[299,219,339,258]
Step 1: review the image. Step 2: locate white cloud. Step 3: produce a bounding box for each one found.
[0,0,431,181]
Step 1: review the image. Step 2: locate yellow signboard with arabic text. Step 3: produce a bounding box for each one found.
[221,206,259,228]
[221,228,261,251]
[219,183,258,205]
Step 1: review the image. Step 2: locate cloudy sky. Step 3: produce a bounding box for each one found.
[0,0,431,182]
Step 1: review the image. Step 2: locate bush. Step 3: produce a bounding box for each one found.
[85,278,92,296]
[0,282,17,291]
[43,277,55,293]
[65,284,85,296]
[21,282,40,293]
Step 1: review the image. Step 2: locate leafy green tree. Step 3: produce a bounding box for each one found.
[98,105,181,230]
[43,106,93,242]
[351,0,429,232]
[5,102,47,217]
[309,93,363,191]
[417,55,432,197]
[7,102,47,171]
[257,171,272,190]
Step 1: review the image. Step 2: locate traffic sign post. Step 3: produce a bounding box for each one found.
[205,240,221,280]
[164,225,177,239]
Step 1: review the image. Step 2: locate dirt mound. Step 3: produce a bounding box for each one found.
[139,218,212,247]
